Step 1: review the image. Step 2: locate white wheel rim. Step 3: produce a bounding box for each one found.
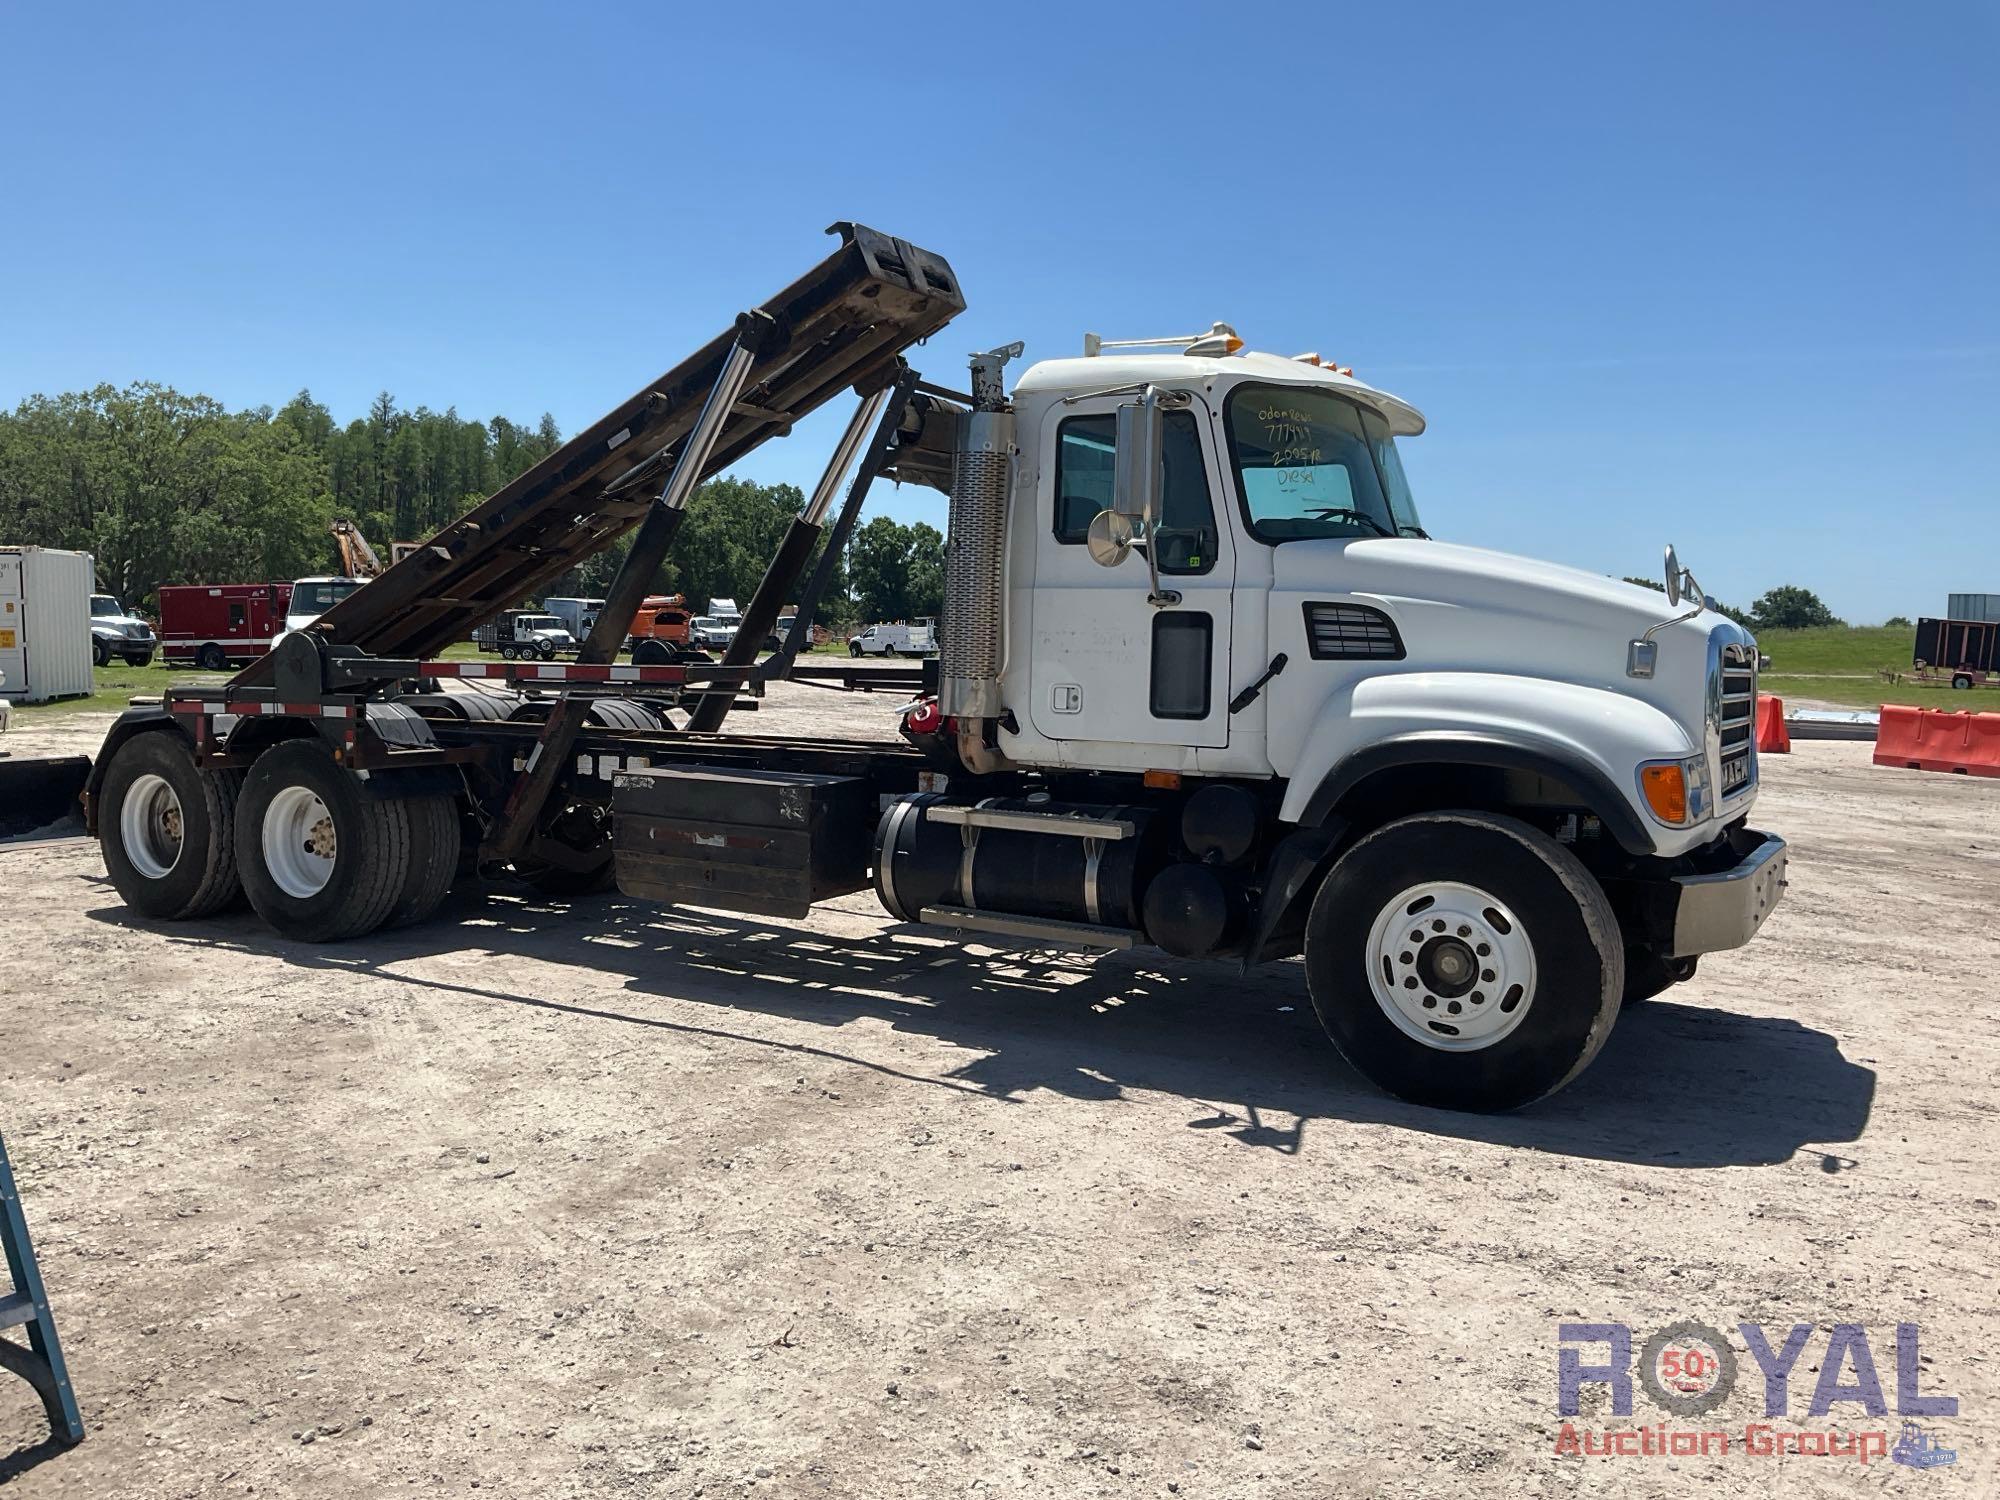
[1365,881,1537,1051]
[263,785,337,898]
[120,773,184,879]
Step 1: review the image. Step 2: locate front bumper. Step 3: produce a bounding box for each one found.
[1669,829,1786,957]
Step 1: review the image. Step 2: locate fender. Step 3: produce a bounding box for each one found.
[80,707,186,834]
[1279,672,1701,856]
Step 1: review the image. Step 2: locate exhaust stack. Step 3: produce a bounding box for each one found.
[941,343,1022,766]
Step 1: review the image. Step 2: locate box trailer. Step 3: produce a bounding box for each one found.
[158,582,295,670]
[1914,617,2000,688]
[0,547,94,703]
[76,221,1791,1114]
[543,598,606,640]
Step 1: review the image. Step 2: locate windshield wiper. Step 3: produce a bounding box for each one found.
[1396,523,1430,539]
[1304,507,1394,538]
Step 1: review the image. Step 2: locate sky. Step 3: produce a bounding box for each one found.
[0,2,1991,623]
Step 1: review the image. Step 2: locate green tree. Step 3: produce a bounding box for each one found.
[1884,615,1911,628]
[1619,573,1753,628]
[1750,585,1842,631]
[0,381,568,609]
[906,522,944,617]
[849,515,914,622]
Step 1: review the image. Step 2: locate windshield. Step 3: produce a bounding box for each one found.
[521,617,566,632]
[90,595,127,616]
[291,580,363,616]
[1225,384,1423,542]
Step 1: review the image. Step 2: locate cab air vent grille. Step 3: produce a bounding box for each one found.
[1303,602,1405,661]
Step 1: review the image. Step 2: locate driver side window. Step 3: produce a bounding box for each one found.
[1053,411,1217,576]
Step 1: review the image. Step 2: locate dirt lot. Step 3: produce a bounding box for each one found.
[1,687,1994,1498]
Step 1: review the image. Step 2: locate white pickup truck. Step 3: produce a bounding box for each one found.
[848,620,937,657]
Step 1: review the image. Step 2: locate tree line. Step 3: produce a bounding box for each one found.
[0,382,943,627]
[0,380,1861,638]
[1620,577,1845,632]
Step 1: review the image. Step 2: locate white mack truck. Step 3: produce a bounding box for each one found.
[77,223,1784,1112]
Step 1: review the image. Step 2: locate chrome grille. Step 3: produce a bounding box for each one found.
[1718,643,1757,797]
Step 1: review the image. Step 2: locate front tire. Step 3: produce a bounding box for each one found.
[1952,673,1974,690]
[237,739,413,942]
[99,732,243,920]
[91,637,111,667]
[196,643,228,672]
[1303,811,1623,1112]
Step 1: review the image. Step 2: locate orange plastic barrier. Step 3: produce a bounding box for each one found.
[1873,705,2000,778]
[1755,694,1790,753]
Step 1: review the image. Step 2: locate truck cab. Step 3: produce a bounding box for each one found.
[872,333,1785,1108]
[89,593,156,667]
[995,347,1759,860]
[283,577,365,635]
[475,611,577,660]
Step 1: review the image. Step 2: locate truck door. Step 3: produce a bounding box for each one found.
[1028,393,1235,750]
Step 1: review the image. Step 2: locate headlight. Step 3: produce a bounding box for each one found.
[1638,755,1712,827]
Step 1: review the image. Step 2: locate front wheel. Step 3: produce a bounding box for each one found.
[1303,811,1623,1112]
[1952,673,1974,690]
[848,642,863,658]
[91,637,111,667]
[537,639,558,660]
[196,643,228,672]
[236,739,413,942]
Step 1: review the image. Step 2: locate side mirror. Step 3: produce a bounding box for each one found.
[1108,387,1186,605]
[1113,395,1164,528]
[1663,544,1682,607]
[1086,510,1136,568]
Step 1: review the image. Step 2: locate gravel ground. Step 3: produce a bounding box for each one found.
[0,694,1994,1498]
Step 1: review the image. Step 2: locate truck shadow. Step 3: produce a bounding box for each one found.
[123,884,1873,1169]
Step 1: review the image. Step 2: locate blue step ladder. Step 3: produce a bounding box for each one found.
[0,1132,83,1446]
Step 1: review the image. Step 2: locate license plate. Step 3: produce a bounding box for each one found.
[1721,758,1749,792]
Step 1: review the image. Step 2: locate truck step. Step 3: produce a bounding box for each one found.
[919,904,1140,951]
[923,805,1135,840]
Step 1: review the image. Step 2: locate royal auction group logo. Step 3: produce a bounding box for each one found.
[1556,1321,1960,1468]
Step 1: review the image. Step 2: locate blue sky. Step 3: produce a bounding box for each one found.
[1,2,1990,622]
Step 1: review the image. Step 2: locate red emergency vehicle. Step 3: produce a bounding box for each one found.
[158,582,294,670]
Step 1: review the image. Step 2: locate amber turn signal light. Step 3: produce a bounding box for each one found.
[1640,763,1688,825]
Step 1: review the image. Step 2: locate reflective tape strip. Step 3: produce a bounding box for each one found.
[170,699,356,723]
[419,658,687,684]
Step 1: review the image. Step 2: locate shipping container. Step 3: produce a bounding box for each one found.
[1946,593,2000,624]
[0,547,95,702]
[157,582,295,669]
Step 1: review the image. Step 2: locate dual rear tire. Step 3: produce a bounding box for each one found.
[100,733,461,942]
